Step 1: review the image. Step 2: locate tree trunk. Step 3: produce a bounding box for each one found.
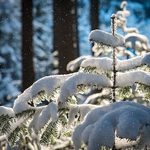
[53,0,79,74]
[90,0,99,55]
[21,0,35,91]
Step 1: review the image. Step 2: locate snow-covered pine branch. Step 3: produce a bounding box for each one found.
[58,72,111,106]
[89,29,125,47]
[72,101,150,150]
[80,53,150,72]
[66,56,91,72]
[13,74,74,113]
[31,74,73,98]
[125,33,150,51]
[116,71,150,87]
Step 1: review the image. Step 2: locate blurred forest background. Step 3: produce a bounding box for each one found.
[0,0,150,106]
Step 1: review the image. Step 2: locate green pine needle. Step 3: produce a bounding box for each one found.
[40,121,60,145]
[16,109,36,119]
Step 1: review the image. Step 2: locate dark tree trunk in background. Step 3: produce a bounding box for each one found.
[90,0,99,55]
[21,0,35,91]
[53,0,79,74]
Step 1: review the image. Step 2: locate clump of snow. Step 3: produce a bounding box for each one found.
[66,56,91,72]
[13,87,33,114]
[68,104,98,124]
[33,102,58,132]
[142,53,150,66]
[31,74,73,98]
[72,101,150,150]
[116,1,139,34]
[13,74,75,114]
[29,106,45,131]
[0,106,14,117]
[88,106,149,150]
[89,29,125,47]
[116,55,142,71]
[81,57,113,71]
[83,92,110,105]
[116,71,150,87]
[125,33,150,51]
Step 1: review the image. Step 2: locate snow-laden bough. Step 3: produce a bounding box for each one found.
[31,74,74,98]
[81,53,150,72]
[87,106,150,150]
[58,72,112,106]
[13,74,74,114]
[72,101,150,150]
[116,71,150,87]
[89,29,125,47]
[125,33,149,51]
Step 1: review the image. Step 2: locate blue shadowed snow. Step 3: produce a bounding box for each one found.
[142,53,150,66]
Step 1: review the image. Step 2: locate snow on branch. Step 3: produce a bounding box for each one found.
[116,71,150,87]
[13,74,74,114]
[32,102,58,132]
[80,53,150,71]
[72,101,150,150]
[66,56,91,72]
[81,57,113,71]
[88,106,150,150]
[13,87,33,114]
[68,104,98,124]
[58,72,111,105]
[89,29,125,47]
[31,74,73,98]
[142,53,150,66]
[125,33,150,51]
[0,106,14,117]
[116,55,142,71]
